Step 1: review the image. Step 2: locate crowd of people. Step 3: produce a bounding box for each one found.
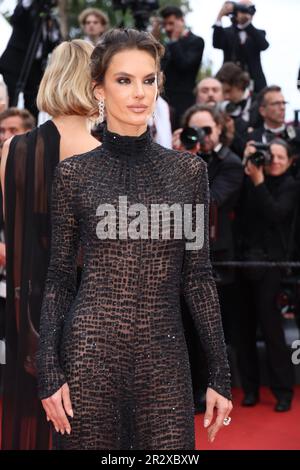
[0,0,299,451]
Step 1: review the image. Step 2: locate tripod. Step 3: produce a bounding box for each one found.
[12,6,48,107]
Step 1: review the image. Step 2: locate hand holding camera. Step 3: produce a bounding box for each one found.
[244,141,271,166]
[244,140,270,185]
[172,126,212,153]
[180,126,212,152]
[217,2,256,23]
[217,1,235,20]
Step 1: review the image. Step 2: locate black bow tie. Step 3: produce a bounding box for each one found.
[264,129,286,141]
[236,98,248,110]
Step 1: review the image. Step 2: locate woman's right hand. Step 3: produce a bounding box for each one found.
[41,382,73,434]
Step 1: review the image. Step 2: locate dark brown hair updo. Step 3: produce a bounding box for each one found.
[91,28,165,93]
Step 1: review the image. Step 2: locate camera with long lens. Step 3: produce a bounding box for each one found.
[246,142,271,167]
[226,1,256,17]
[112,0,159,29]
[180,126,211,150]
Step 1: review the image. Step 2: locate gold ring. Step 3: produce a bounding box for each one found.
[223,416,231,426]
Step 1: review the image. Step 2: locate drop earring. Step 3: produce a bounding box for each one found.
[98,98,105,123]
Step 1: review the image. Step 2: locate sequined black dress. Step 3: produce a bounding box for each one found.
[37,124,231,450]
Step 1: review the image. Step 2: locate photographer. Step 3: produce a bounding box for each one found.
[247,85,300,175]
[213,1,269,92]
[235,138,298,411]
[248,85,300,141]
[158,6,204,130]
[216,62,260,127]
[216,61,261,156]
[0,0,61,118]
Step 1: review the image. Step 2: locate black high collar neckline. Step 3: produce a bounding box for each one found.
[101,122,152,163]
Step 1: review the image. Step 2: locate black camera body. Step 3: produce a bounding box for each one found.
[246,142,271,167]
[35,0,58,13]
[180,126,208,150]
[227,1,256,17]
[112,0,159,28]
[217,100,242,118]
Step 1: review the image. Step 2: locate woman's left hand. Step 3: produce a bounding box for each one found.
[245,160,265,186]
[204,387,233,443]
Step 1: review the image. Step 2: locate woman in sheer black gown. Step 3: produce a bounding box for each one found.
[0,40,99,450]
[37,29,233,450]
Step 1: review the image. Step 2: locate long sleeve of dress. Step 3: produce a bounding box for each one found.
[182,158,232,401]
[37,162,80,399]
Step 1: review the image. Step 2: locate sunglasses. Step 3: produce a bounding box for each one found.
[200,126,213,135]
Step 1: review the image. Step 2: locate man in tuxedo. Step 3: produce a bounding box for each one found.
[247,85,300,176]
[213,1,269,93]
[158,6,204,130]
[0,0,60,119]
[216,61,261,156]
[247,86,300,146]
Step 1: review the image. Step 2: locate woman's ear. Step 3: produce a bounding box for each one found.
[93,83,105,101]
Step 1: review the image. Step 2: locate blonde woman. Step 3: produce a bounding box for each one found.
[0,39,99,450]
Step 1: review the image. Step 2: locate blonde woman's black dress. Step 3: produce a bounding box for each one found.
[37,124,231,450]
[2,120,60,449]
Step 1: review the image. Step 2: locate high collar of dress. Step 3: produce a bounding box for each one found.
[101,122,153,163]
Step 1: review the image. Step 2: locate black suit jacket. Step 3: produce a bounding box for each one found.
[213,23,269,92]
[247,125,300,154]
[162,31,204,127]
[0,4,35,77]
[205,147,244,255]
[0,3,59,79]
[238,173,299,260]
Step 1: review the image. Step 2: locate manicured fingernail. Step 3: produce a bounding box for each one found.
[55,427,59,433]
[66,428,71,435]
[60,429,65,435]
[46,416,50,422]
[204,419,210,428]
[69,409,74,418]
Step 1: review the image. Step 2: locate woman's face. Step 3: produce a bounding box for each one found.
[267,143,291,176]
[188,111,222,152]
[94,49,158,135]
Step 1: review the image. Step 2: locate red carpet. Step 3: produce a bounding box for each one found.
[1,387,299,450]
[195,386,300,450]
